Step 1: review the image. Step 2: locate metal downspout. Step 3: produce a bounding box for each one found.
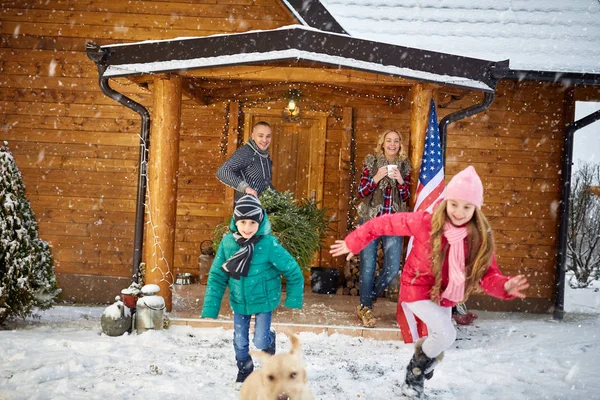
[439,92,496,168]
[554,108,600,320]
[86,43,150,282]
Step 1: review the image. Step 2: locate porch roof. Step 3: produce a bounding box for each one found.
[97,25,505,92]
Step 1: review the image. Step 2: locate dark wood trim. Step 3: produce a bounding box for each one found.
[95,27,502,91]
[282,0,347,34]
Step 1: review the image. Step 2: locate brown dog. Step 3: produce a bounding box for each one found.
[239,334,314,400]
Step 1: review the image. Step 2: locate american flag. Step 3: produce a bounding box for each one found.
[397,99,445,343]
[413,98,445,213]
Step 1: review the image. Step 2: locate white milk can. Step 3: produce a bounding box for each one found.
[135,284,166,334]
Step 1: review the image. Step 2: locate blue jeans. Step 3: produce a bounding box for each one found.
[233,312,274,361]
[359,234,402,309]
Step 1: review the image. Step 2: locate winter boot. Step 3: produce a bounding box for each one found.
[235,358,254,383]
[356,305,376,328]
[401,339,444,398]
[263,328,276,355]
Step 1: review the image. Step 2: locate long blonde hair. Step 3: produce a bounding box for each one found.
[429,200,495,303]
[374,129,407,158]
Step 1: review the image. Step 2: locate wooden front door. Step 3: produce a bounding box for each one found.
[243,108,327,204]
[243,108,328,272]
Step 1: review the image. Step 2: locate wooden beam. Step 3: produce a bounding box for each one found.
[409,84,433,206]
[180,65,414,86]
[143,74,182,312]
[574,85,600,102]
[224,101,240,215]
[179,80,408,106]
[180,76,210,106]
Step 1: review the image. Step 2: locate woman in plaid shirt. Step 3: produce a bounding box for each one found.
[355,129,411,327]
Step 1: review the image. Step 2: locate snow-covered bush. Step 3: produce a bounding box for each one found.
[0,145,60,324]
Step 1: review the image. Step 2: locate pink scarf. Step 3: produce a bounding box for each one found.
[441,221,468,302]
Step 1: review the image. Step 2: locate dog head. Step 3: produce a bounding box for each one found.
[250,334,310,400]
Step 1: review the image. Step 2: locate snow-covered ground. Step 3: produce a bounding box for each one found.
[1,283,599,400]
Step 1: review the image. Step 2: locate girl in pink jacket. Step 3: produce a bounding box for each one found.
[330,166,529,399]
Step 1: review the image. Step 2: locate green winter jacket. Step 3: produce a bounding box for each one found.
[201,215,304,318]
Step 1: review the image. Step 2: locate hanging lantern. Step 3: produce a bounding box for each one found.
[282,89,301,121]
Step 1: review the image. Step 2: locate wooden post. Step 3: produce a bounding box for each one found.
[143,74,182,312]
[224,101,240,216]
[409,84,433,207]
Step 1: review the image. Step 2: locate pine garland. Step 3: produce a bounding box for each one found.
[0,145,60,324]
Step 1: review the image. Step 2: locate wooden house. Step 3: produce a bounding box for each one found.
[1,0,599,315]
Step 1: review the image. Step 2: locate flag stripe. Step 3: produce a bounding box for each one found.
[413,169,444,211]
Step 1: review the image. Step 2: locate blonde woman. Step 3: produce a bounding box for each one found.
[355,129,411,328]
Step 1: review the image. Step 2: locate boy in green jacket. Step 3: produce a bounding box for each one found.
[201,195,304,383]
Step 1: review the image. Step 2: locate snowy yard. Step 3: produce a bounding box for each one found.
[1,283,599,400]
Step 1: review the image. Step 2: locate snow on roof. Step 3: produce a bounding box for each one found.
[319,0,600,74]
[103,48,493,91]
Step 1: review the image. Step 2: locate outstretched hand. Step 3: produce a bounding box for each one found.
[329,240,355,261]
[504,275,529,299]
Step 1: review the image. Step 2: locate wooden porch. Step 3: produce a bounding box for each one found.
[169,283,403,341]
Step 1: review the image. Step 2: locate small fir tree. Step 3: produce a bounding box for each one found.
[0,144,59,324]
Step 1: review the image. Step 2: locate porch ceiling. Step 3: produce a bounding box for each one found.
[179,78,411,107]
[91,25,506,92]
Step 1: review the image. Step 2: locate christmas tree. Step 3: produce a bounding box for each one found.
[0,144,59,324]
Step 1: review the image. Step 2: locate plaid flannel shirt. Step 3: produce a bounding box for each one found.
[357,166,411,216]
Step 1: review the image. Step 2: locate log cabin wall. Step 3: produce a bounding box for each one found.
[0,0,574,312]
[0,0,298,303]
[437,81,566,312]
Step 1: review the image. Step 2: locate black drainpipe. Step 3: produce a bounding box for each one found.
[439,92,496,168]
[553,108,600,320]
[86,42,150,282]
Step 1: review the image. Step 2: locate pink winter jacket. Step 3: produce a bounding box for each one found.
[345,212,514,307]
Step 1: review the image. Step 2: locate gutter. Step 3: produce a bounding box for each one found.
[86,42,150,282]
[439,61,509,164]
[500,70,600,86]
[439,92,496,167]
[553,108,600,320]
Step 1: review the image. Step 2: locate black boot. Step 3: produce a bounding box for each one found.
[235,358,254,383]
[401,339,444,398]
[263,329,276,355]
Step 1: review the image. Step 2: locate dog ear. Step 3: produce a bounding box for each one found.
[289,334,302,356]
[250,350,271,363]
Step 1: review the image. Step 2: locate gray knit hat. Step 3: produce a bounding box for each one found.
[233,195,264,223]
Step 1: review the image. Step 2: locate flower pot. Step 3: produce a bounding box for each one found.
[310,267,340,294]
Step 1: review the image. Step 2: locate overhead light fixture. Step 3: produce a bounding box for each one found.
[282,89,301,121]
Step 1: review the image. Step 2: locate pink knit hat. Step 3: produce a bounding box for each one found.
[445,166,484,208]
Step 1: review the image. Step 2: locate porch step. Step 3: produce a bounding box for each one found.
[171,283,403,341]
[169,317,403,341]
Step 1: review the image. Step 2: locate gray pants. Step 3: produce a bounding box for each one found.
[406,300,456,358]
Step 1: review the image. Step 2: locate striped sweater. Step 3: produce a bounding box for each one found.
[216,139,274,200]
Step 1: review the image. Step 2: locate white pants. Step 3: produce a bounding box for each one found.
[405,300,456,358]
